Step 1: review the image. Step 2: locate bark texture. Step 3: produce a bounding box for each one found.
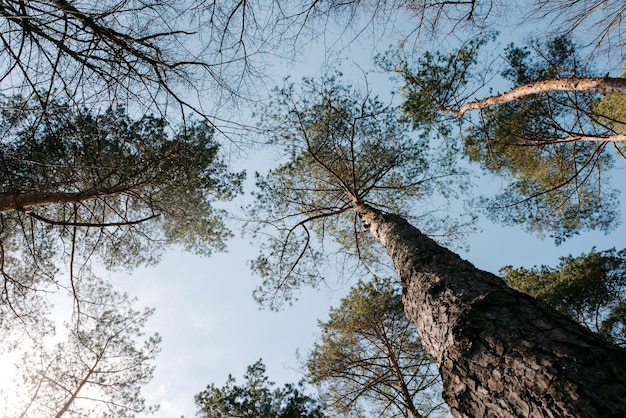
[356,204,626,418]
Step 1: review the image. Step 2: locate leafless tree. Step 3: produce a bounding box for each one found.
[0,0,290,131]
[528,0,626,60]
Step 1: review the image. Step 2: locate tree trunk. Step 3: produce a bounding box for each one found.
[356,203,626,418]
[0,184,140,213]
[444,77,626,118]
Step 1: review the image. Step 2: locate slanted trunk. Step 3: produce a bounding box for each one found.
[444,77,626,118]
[356,203,626,418]
[0,184,140,213]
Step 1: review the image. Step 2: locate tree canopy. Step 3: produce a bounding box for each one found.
[0,99,243,333]
[11,277,160,418]
[307,278,447,418]
[248,75,469,308]
[195,359,326,418]
[385,35,624,242]
[246,60,626,418]
[2,0,626,416]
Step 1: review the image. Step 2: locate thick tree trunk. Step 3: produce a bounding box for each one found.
[356,203,626,418]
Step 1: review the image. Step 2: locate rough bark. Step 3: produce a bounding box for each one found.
[356,203,626,418]
[444,77,626,118]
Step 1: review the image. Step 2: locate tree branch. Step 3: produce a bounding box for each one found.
[0,184,143,213]
[444,77,626,118]
[23,211,160,228]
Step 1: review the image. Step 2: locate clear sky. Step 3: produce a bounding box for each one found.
[1,4,625,418]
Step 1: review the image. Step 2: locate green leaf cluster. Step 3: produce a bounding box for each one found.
[592,66,626,143]
[379,36,490,133]
[195,359,326,418]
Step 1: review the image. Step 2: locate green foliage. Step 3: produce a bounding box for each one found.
[307,278,447,417]
[0,97,244,259]
[0,97,243,322]
[195,359,326,418]
[249,75,470,309]
[13,277,160,417]
[378,35,491,133]
[500,36,584,83]
[502,248,626,346]
[593,92,626,134]
[592,66,626,139]
[464,37,619,242]
[390,35,621,243]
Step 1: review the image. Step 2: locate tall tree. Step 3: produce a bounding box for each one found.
[502,247,626,347]
[248,75,626,417]
[195,359,326,418]
[11,276,160,418]
[248,75,468,308]
[384,35,625,242]
[307,278,447,418]
[0,99,243,330]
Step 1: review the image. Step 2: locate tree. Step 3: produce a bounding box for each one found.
[248,75,626,417]
[11,276,160,418]
[0,99,243,330]
[0,0,288,126]
[526,0,626,59]
[307,278,447,418]
[195,359,326,418]
[502,247,626,347]
[248,75,468,308]
[385,35,625,242]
